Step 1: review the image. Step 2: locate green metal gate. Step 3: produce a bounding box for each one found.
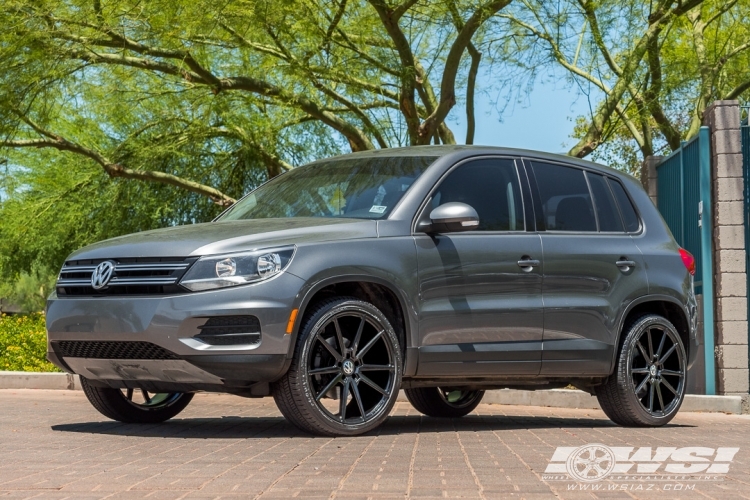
[656,127,715,394]
[741,110,750,394]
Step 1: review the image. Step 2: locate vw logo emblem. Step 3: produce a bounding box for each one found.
[91,261,116,290]
[342,359,355,376]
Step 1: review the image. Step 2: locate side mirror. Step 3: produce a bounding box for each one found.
[424,202,479,233]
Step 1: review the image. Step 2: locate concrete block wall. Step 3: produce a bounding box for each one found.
[642,155,663,207]
[704,100,749,395]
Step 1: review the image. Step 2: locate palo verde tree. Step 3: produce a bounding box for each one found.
[1,0,512,205]
[0,0,513,284]
[499,0,750,174]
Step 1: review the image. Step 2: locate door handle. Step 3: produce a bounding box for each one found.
[517,258,540,271]
[616,259,636,271]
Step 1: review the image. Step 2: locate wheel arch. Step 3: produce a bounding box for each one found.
[290,275,416,373]
[612,295,692,370]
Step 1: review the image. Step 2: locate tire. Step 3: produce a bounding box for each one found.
[272,297,403,436]
[596,314,687,427]
[405,387,484,418]
[80,377,194,424]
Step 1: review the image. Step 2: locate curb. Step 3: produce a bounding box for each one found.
[0,373,743,414]
[0,371,81,391]
[395,388,745,414]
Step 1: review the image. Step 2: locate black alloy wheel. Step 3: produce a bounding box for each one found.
[595,314,686,426]
[273,297,402,436]
[628,319,686,417]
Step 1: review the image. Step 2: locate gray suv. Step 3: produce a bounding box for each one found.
[46,146,698,436]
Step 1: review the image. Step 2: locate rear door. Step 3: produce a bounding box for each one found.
[527,160,647,375]
[414,157,544,376]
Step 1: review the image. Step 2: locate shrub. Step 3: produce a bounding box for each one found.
[0,313,59,372]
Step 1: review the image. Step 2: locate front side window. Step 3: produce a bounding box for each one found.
[429,158,524,231]
[220,155,438,221]
[531,161,596,232]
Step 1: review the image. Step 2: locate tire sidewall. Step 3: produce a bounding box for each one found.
[620,315,687,425]
[295,299,402,436]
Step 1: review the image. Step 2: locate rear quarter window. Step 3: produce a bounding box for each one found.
[587,173,624,232]
[609,179,641,232]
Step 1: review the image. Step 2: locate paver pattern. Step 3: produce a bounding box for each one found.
[1,389,750,499]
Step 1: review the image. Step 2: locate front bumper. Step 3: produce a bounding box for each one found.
[46,272,304,392]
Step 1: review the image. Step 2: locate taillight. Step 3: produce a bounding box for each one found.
[679,248,696,276]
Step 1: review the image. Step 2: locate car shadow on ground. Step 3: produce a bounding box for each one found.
[51,414,694,439]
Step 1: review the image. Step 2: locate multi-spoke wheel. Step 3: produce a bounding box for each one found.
[80,377,193,423]
[272,297,402,436]
[596,314,686,426]
[405,387,484,418]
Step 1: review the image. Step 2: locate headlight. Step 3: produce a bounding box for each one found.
[180,246,295,291]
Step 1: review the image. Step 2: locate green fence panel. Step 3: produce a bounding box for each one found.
[656,126,714,395]
[742,123,750,394]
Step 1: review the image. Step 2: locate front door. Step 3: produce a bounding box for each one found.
[414,157,544,376]
[527,160,647,375]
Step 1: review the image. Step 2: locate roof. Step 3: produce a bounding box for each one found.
[306,145,635,181]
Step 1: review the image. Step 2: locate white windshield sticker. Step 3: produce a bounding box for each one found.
[369,205,387,214]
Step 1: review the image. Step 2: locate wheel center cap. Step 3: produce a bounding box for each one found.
[649,365,657,377]
[342,360,355,375]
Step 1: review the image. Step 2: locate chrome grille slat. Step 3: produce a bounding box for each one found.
[108,278,178,285]
[56,258,192,294]
[56,279,93,285]
[59,265,97,272]
[115,263,189,271]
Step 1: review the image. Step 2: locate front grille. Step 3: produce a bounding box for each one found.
[195,315,261,346]
[55,341,180,360]
[56,257,194,296]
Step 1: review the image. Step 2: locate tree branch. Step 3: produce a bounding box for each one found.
[0,129,236,206]
[64,46,375,151]
[368,0,422,144]
[568,0,701,158]
[417,0,511,144]
[448,1,481,144]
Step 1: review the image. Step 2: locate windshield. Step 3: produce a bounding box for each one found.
[220,155,438,221]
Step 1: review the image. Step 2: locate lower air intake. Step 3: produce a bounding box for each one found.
[56,341,180,360]
[195,315,262,346]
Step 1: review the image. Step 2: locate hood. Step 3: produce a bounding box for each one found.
[67,218,378,261]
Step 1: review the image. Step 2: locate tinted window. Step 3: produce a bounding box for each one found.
[588,173,624,232]
[221,156,438,221]
[531,161,596,232]
[609,179,641,232]
[431,158,524,231]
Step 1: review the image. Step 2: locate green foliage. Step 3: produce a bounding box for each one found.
[0,313,58,372]
[0,0,509,287]
[0,267,55,314]
[501,0,750,169]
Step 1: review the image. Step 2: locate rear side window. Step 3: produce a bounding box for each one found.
[587,173,624,232]
[531,161,596,232]
[431,158,524,231]
[609,180,641,232]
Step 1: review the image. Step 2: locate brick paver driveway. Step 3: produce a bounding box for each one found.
[2,389,750,499]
